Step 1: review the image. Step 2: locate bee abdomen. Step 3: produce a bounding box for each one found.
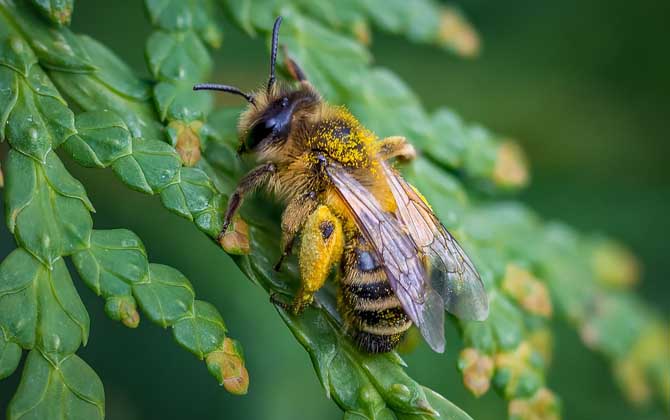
[339,239,412,353]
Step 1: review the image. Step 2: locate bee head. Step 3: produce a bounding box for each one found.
[194,16,320,154]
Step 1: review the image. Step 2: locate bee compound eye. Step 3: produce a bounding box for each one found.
[280,97,289,107]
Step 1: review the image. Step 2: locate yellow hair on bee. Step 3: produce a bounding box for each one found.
[305,106,378,169]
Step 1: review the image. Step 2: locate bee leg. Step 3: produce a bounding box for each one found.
[378,136,417,162]
[218,163,276,243]
[291,205,344,315]
[274,192,318,271]
[281,45,308,82]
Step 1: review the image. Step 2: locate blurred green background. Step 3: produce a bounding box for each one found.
[1,1,668,419]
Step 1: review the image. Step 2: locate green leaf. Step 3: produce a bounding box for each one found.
[414,387,474,420]
[133,264,195,327]
[72,229,149,298]
[281,11,370,102]
[48,36,162,140]
[0,249,89,358]
[159,167,223,235]
[8,350,104,420]
[112,137,182,194]
[278,302,444,419]
[29,0,74,26]
[145,0,218,34]
[5,150,92,266]
[154,80,213,122]
[0,1,94,71]
[0,330,22,379]
[64,110,133,168]
[146,30,212,82]
[173,300,227,359]
[0,37,76,161]
[0,35,38,77]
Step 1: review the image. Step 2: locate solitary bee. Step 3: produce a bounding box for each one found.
[195,17,488,353]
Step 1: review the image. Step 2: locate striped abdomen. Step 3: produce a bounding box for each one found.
[338,235,412,353]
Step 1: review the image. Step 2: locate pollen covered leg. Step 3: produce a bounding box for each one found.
[291,205,344,315]
[377,136,417,162]
[274,192,318,271]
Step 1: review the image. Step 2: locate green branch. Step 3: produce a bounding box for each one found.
[0,1,667,420]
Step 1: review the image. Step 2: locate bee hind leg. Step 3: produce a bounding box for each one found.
[290,205,343,315]
[378,136,417,162]
[274,192,318,271]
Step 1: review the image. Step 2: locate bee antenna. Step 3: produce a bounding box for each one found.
[267,16,283,92]
[193,83,255,104]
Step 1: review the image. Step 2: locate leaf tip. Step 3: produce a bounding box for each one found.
[220,216,250,255]
[458,348,494,397]
[437,8,481,58]
[206,337,249,395]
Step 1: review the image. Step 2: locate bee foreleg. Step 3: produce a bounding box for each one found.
[274,191,318,271]
[291,205,344,315]
[218,163,277,242]
[377,136,417,162]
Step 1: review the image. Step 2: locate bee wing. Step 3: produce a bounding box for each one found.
[325,164,446,353]
[381,162,489,321]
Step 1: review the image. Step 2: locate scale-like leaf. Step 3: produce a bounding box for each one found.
[7,350,104,420]
[146,30,211,82]
[0,249,89,359]
[173,300,227,359]
[154,80,213,122]
[0,36,75,161]
[133,264,196,328]
[48,36,162,140]
[65,110,133,168]
[112,137,182,194]
[72,229,149,298]
[5,150,92,266]
[0,330,21,380]
[160,167,224,235]
[0,2,94,71]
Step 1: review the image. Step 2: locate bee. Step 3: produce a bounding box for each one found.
[194,17,488,353]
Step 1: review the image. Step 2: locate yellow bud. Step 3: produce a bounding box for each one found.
[495,342,538,399]
[614,358,651,405]
[104,296,140,328]
[527,328,553,366]
[459,348,494,397]
[493,141,529,189]
[170,120,203,167]
[206,338,249,395]
[220,215,250,255]
[0,163,4,188]
[437,8,481,58]
[54,9,72,26]
[591,240,640,289]
[509,388,560,420]
[352,20,372,46]
[502,264,552,318]
[614,324,669,405]
[119,300,140,329]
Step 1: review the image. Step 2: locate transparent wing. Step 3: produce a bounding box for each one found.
[381,162,489,321]
[325,164,446,353]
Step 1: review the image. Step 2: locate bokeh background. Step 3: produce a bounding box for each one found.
[1,1,668,419]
